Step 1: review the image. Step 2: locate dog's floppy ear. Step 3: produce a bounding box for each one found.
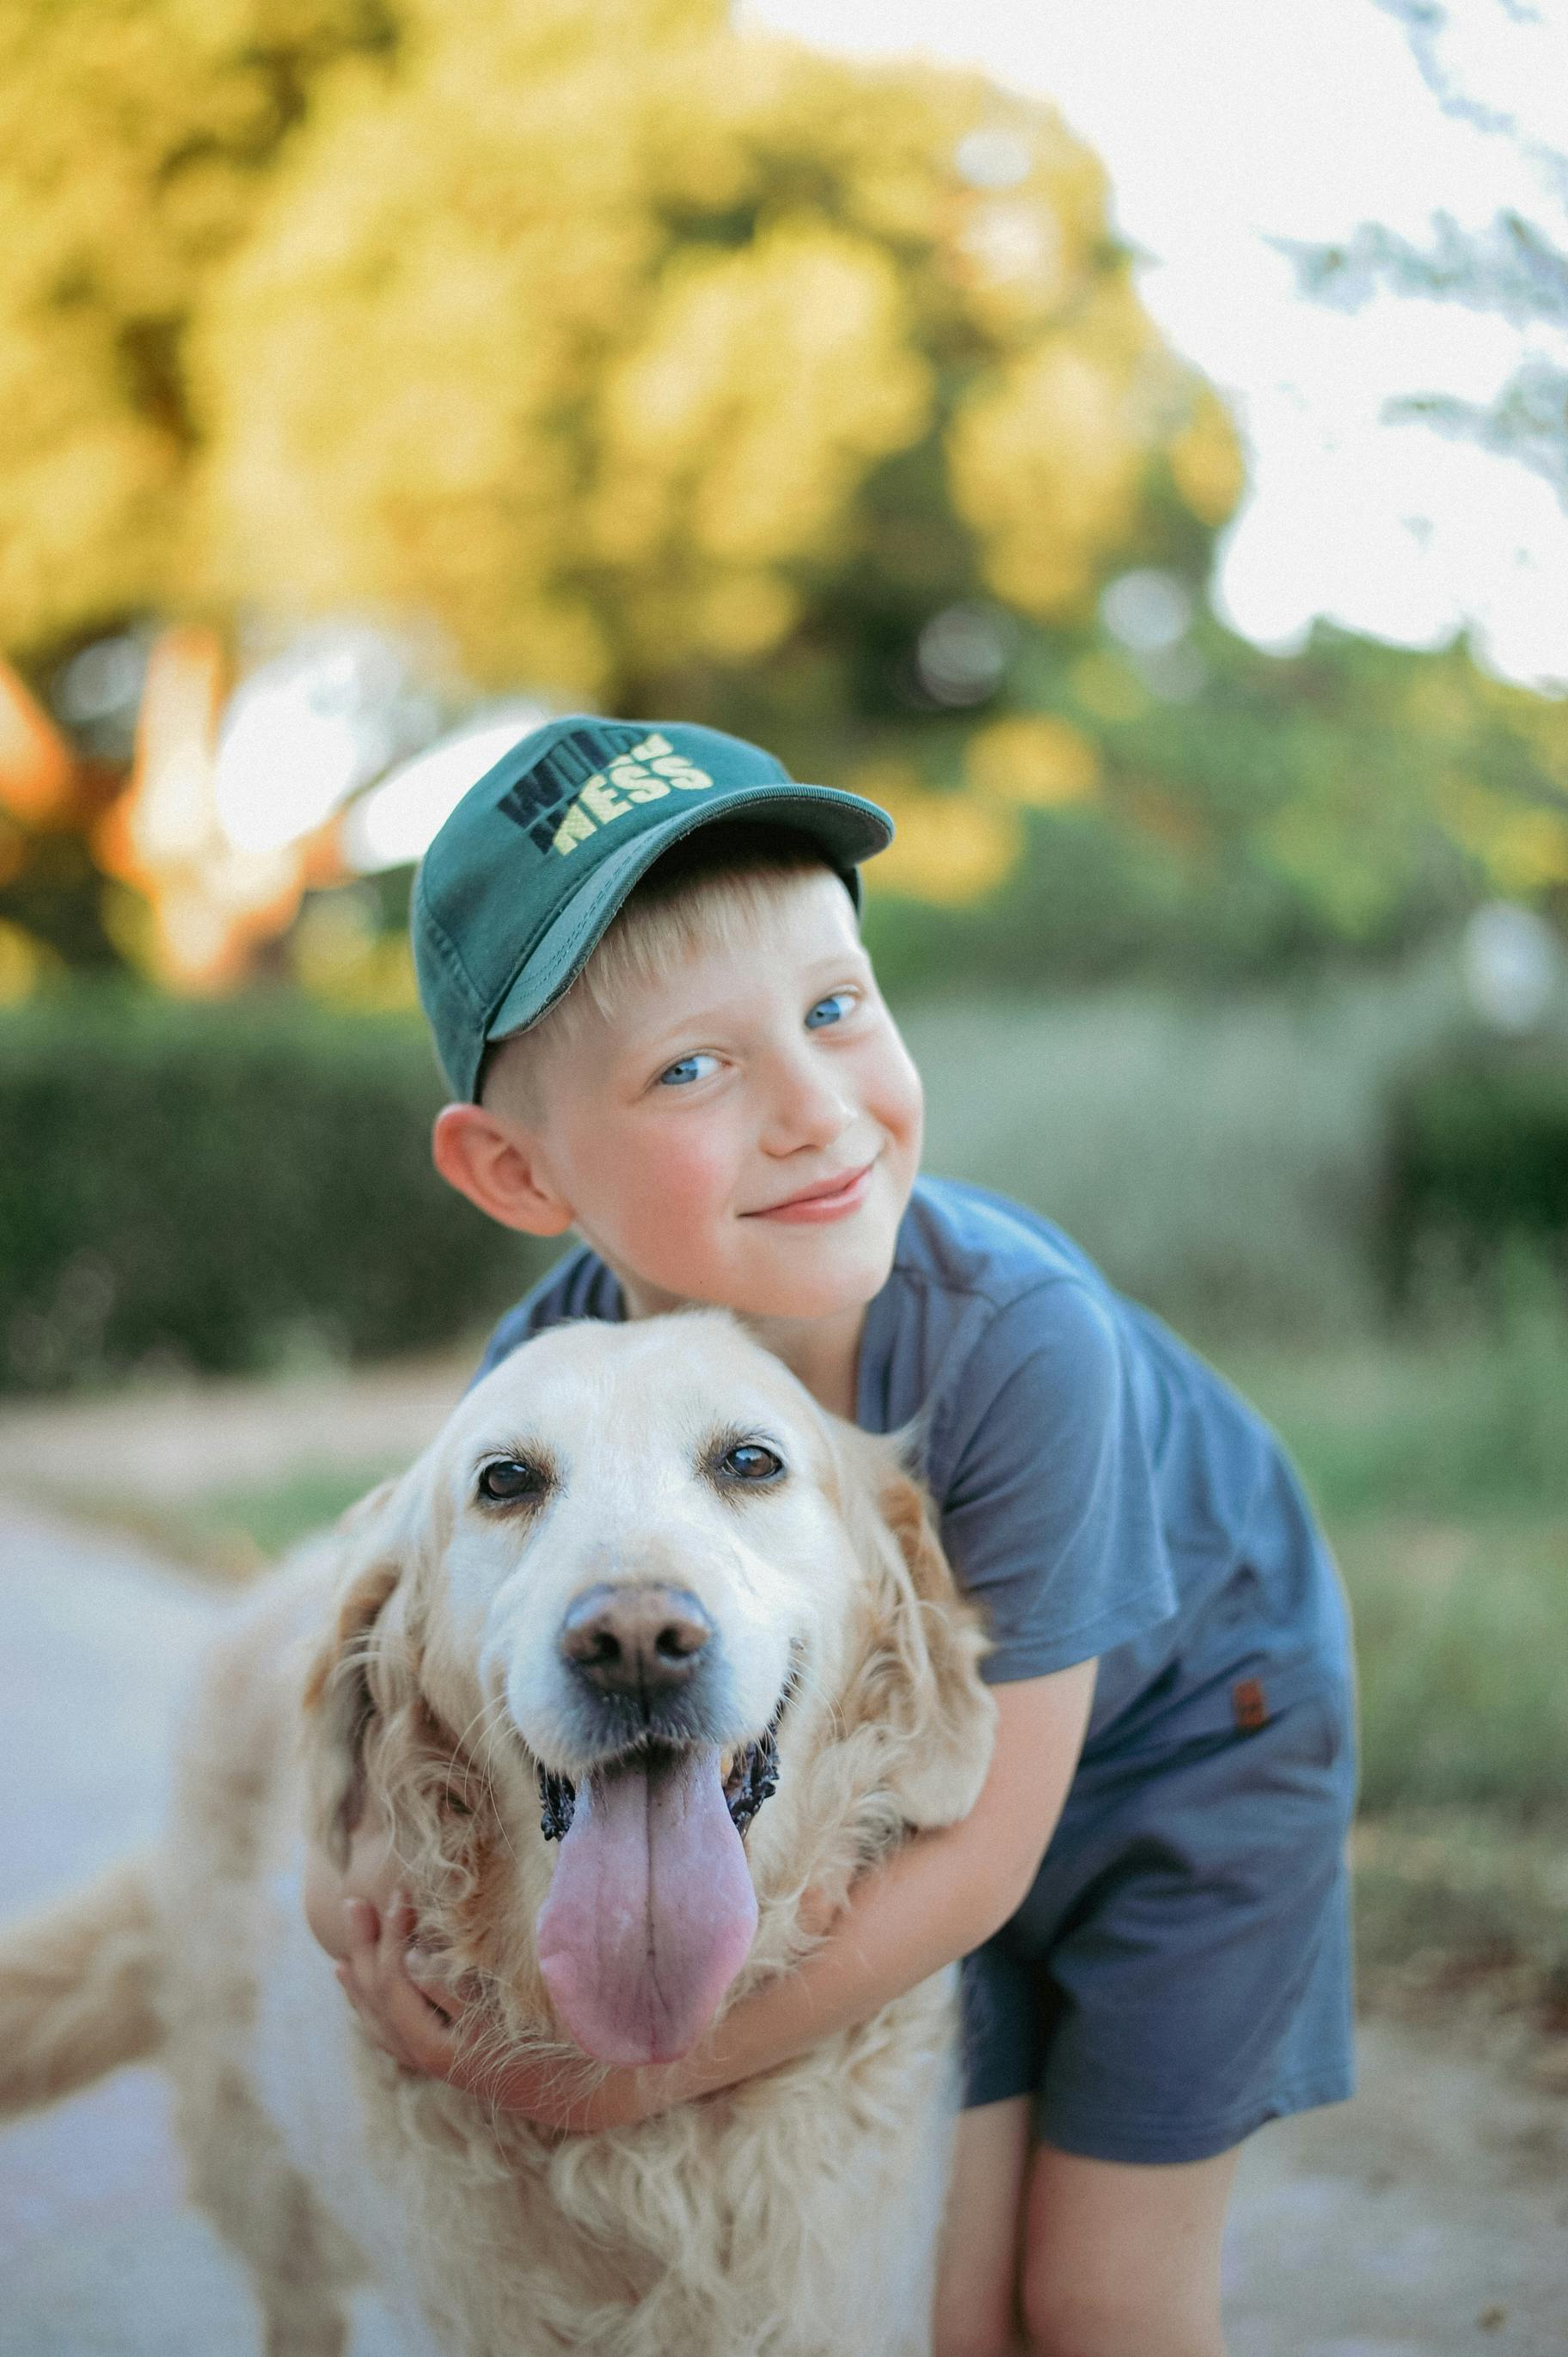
[832,1426,997,1829]
[301,1477,419,1862]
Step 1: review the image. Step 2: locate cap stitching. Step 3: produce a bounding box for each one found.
[417,888,487,1010]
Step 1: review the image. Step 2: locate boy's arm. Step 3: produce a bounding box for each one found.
[334,1660,1096,2130]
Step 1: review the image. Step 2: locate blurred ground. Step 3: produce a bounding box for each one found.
[2,1384,1566,2356]
[0,1353,472,1565]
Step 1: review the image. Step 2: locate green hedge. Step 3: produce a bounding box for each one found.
[1380,1044,1568,1305]
[0,990,556,1393]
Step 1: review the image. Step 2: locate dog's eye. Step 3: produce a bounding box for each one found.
[477,1458,547,1504]
[719,1443,786,1485]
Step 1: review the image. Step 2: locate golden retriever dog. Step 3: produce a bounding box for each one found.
[0,1310,995,2357]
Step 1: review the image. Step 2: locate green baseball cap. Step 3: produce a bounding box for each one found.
[412,715,894,1100]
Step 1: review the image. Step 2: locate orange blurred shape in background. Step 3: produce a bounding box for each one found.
[0,660,76,829]
[95,626,310,991]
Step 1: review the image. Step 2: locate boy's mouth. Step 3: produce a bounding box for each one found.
[745,1158,876,1218]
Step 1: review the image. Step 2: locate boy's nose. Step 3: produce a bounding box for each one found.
[760,1054,852,1153]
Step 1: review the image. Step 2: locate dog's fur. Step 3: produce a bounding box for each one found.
[0,1311,995,2357]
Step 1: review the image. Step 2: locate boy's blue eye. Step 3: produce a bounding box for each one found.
[805,992,853,1030]
[658,1052,718,1088]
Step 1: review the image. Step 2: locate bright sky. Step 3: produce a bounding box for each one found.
[740,0,1568,691]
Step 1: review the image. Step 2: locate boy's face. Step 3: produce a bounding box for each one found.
[504,869,923,1324]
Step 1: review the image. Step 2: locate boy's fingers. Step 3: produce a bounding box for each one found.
[331,1881,472,2079]
[345,1897,381,1949]
[405,1965,455,2022]
[404,1944,477,2012]
[335,1963,413,2065]
[383,1974,461,2068]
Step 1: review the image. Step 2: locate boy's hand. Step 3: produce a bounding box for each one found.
[337,1897,652,2128]
[305,1801,848,2127]
[305,1807,639,2125]
[335,1889,468,2076]
[301,1798,396,1971]
[302,1802,468,2075]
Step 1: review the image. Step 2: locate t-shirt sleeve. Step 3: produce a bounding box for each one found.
[931,1280,1179,1684]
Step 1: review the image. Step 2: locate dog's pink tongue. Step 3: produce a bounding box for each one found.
[535,1748,757,2066]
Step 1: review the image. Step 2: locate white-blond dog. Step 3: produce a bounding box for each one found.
[0,1310,995,2357]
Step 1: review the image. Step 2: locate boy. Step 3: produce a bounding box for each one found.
[312,715,1357,2357]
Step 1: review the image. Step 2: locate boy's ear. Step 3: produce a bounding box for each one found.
[431,1103,575,1237]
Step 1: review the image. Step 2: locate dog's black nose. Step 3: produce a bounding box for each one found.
[560,1584,714,1697]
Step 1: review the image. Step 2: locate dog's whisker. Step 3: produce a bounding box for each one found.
[446,1691,513,1783]
[464,1697,525,1869]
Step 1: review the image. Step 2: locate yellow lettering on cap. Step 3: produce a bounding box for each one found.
[607,756,669,805]
[552,801,597,855]
[641,752,713,790]
[550,736,712,851]
[580,776,629,824]
[634,730,714,789]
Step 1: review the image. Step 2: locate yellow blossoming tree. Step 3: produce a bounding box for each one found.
[184,0,1228,703]
[0,0,1230,686]
[0,0,399,659]
[0,0,1244,976]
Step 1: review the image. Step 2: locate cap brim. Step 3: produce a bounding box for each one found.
[484,782,892,1051]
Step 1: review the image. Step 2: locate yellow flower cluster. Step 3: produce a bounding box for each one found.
[848,758,1023,907]
[965,712,1100,807]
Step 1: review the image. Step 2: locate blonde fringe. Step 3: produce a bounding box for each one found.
[483,826,839,1115]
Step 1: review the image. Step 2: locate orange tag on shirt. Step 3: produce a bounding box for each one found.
[1232,1678,1268,1732]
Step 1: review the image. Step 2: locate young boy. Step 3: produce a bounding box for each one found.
[311,715,1357,2357]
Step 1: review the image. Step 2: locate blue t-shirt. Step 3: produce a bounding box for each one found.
[473,1175,1351,1756]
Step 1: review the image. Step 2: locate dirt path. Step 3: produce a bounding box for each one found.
[1,1465,1565,2353]
[0,1353,470,1515]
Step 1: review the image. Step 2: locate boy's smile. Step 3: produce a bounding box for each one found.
[744,1158,879,1221]
[438,869,924,1415]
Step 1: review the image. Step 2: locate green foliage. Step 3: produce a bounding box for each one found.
[0,988,551,1391]
[5,953,1560,1396]
[177,1463,407,1569]
[1220,1274,1568,1831]
[1341,1508,1568,1819]
[905,946,1469,1343]
[1381,1048,1568,1304]
[861,623,1568,996]
[1228,1299,1568,1830]
[1233,1295,1568,1525]
[1351,1806,1568,2015]
[7,3,1568,1010]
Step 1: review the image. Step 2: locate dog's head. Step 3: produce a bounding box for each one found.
[304,1310,995,2068]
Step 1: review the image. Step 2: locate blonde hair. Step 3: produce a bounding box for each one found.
[481,821,851,1120]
